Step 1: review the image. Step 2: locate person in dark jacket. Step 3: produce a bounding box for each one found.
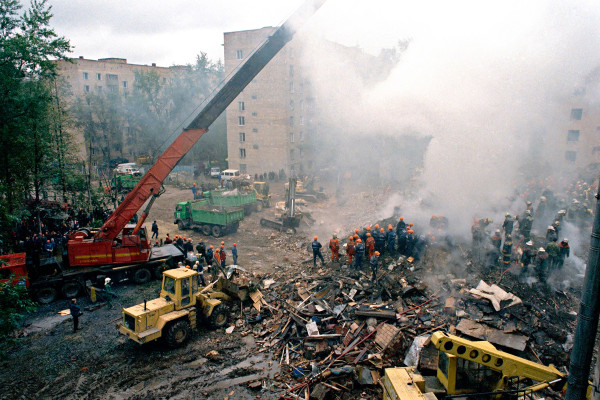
[151,221,159,239]
[205,245,214,266]
[535,248,550,282]
[312,236,324,267]
[354,239,365,269]
[69,298,82,333]
[502,213,514,235]
[370,251,380,282]
[558,238,570,268]
[196,239,206,260]
[387,226,396,255]
[231,243,238,265]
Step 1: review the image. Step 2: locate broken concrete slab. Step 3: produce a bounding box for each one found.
[456,318,528,351]
[468,280,522,311]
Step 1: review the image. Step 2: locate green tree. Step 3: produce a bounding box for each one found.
[0,276,37,339]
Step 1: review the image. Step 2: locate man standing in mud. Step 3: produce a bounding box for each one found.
[69,298,82,333]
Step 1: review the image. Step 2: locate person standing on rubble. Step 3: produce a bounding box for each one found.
[370,251,380,282]
[376,227,386,254]
[164,234,173,244]
[387,225,396,255]
[520,240,535,277]
[151,221,159,239]
[397,228,408,256]
[191,183,198,200]
[329,234,340,263]
[205,245,214,267]
[502,213,514,236]
[231,243,238,265]
[366,233,375,258]
[535,247,550,282]
[558,238,570,268]
[405,230,416,257]
[220,245,227,268]
[501,234,513,269]
[396,217,406,236]
[519,210,534,241]
[360,226,370,244]
[196,239,206,261]
[214,248,221,269]
[346,236,355,266]
[354,239,364,269]
[545,238,560,271]
[312,236,325,267]
[491,230,502,251]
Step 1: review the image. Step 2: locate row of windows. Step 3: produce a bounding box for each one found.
[238,131,304,143]
[238,146,302,160]
[83,84,127,94]
[238,114,303,127]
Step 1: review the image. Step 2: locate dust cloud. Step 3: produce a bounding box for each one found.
[297,1,600,236]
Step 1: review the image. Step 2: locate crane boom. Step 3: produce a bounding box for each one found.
[68,0,326,267]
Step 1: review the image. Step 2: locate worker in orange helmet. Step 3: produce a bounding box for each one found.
[354,238,365,269]
[346,236,355,265]
[387,225,396,255]
[205,245,214,266]
[353,234,359,241]
[192,182,198,199]
[375,227,386,254]
[213,247,221,267]
[311,236,325,266]
[374,224,379,230]
[366,232,375,258]
[370,251,380,282]
[176,235,184,247]
[405,229,416,257]
[396,217,406,234]
[329,233,340,262]
[220,245,227,268]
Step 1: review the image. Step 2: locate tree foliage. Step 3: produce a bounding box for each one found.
[0,277,37,339]
[0,0,81,243]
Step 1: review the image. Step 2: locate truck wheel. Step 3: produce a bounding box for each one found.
[165,320,191,348]
[209,303,229,329]
[255,202,263,212]
[178,221,186,230]
[153,264,166,279]
[36,287,58,304]
[201,225,211,236]
[134,268,152,284]
[61,281,81,298]
[211,226,222,237]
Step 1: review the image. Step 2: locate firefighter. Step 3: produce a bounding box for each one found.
[535,247,550,282]
[387,225,396,255]
[366,232,375,258]
[558,238,570,268]
[312,236,325,267]
[370,251,380,283]
[501,234,513,269]
[520,240,535,274]
[519,210,533,241]
[396,217,406,235]
[405,229,416,257]
[397,229,408,255]
[502,213,514,235]
[346,236,355,265]
[490,230,502,251]
[354,239,365,269]
[329,234,340,262]
[545,238,560,271]
[545,226,558,243]
[376,228,386,254]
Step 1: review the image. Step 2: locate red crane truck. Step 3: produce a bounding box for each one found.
[1,0,327,304]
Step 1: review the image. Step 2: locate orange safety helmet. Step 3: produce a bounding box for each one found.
[356,239,362,243]
[353,234,359,240]
[367,233,371,237]
[388,224,393,230]
[366,226,371,231]
[374,224,379,229]
[220,245,224,249]
[349,236,354,241]
[409,223,413,227]
[193,183,196,186]
[209,245,213,249]
[407,230,414,234]
[221,241,225,245]
[380,228,384,233]
[374,251,380,256]
[233,243,237,246]
[399,217,404,221]
[314,236,318,240]
[354,229,359,233]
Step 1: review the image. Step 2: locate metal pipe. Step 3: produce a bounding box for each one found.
[566,177,600,400]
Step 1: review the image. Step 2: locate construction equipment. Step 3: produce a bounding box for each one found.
[260,177,302,233]
[209,187,258,215]
[118,267,234,347]
[285,175,327,202]
[174,199,244,237]
[253,181,271,210]
[382,366,437,400]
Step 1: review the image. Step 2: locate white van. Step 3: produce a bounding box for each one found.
[115,163,141,175]
[221,169,240,182]
[210,167,221,178]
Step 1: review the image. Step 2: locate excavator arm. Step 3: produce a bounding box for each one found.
[93,0,327,243]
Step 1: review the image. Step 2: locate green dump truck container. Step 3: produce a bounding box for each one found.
[111,173,142,193]
[174,200,244,237]
[208,190,257,215]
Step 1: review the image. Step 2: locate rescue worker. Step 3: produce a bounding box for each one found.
[185,238,194,253]
[104,277,113,309]
[154,240,160,247]
[535,248,550,282]
[558,238,570,268]
[405,230,415,257]
[329,234,340,262]
[193,261,206,286]
[396,217,406,237]
[196,239,206,261]
[164,234,173,244]
[490,230,502,251]
[360,226,370,244]
[370,251,380,283]
[519,210,533,241]
[397,229,408,255]
[546,226,558,243]
[526,200,534,215]
[232,243,238,265]
[552,220,561,236]
[365,233,375,258]
[191,182,198,199]
[429,215,438,229]
[220,245,227,268]
[151,220,159,239]
[176,235,184,247]
[312,236,325,267]
[537,196,548,223]
[205,245,214,266]
[501,234,513,269]
[387,225,396,255]
[502,213,514,235]
[545,238,560,271]
[69,298,82,333]
[375,228,386,254]
[520,240,536,272]
[354,239,365,269]
[346,236,355,265]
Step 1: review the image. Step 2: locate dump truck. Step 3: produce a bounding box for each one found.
[110,172,142,194]
[0,0,325,302]
[174,199,244,237]
[230,175,271,211]
[118,267,233,347]
[208,189,258,215]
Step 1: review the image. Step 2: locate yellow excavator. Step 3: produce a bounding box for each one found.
[382,331,593,399]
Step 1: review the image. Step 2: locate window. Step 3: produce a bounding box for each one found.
[106,74,118,81]
[289,100,294,110]
[122,81,128,88]
[163,77,167,83]
[252,112,257,116]
[567,130,580,142]
[97,86,102,91]
[565,151,577,162]
[83,72,88,80]
[252,128,258,133]
[289,65,294,77]
[300,115,304,125]
[299,131,304,141]
[84,85,90,93]
[251,94,257,99]
[240,164,247,173]
[290,149,295,161]
[238,116,245,126]
[96,73,102,80]
[236,49,243,59]
[239,132,246,142]
[570,108,583,120]
[108,85,118,92]
[289,116,294,127]
[253,144,259,149]
[238,101,245,111]
[289,82,294,93]
[289,132,295,143]
[240,148,246,158]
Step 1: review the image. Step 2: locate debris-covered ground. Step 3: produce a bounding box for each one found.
[0,182,594,400]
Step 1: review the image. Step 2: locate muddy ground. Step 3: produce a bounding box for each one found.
[0,179,592,400]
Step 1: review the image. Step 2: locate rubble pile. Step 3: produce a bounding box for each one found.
[215,233,583,399]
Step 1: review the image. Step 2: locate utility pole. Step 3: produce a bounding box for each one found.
[566,178,600,399]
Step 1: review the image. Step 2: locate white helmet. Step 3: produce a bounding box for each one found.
[538,247,545,252]
[526,240,533,246]
[547,226,555,231]
[105,277,111,285]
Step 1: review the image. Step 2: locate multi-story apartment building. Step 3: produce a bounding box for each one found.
[562,82,600,169]
[223,28,315,177]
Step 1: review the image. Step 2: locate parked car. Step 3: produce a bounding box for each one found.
[210,167,221,178]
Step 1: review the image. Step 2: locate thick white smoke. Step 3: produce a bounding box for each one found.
[299,0,600,235]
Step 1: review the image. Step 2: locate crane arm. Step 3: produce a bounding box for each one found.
[95,0,327,241]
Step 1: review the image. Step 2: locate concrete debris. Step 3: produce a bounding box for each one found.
[468,280,522,311]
